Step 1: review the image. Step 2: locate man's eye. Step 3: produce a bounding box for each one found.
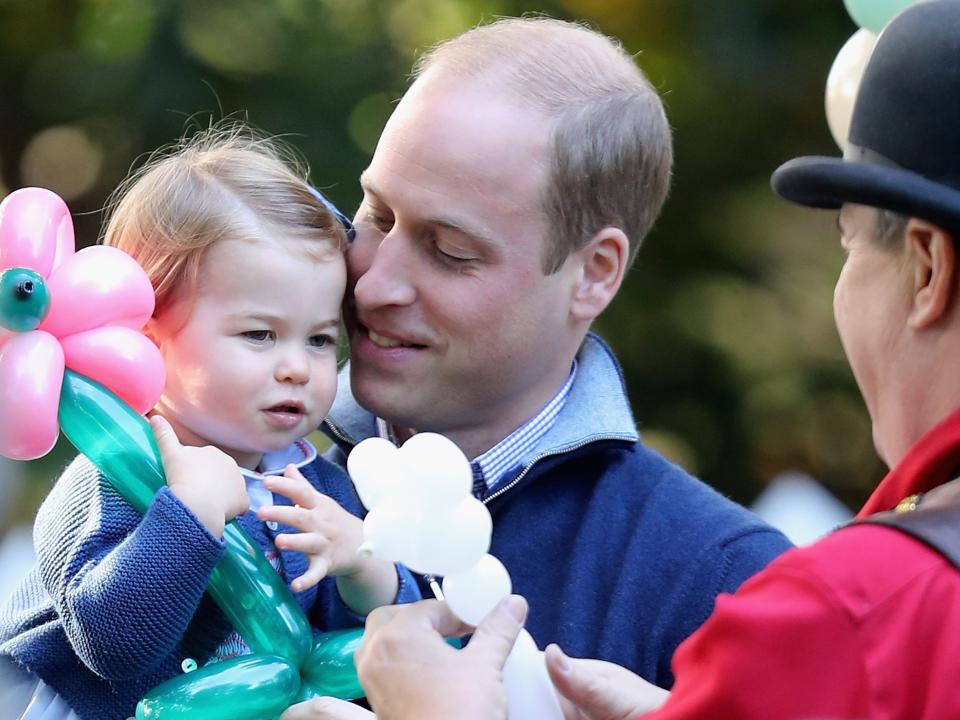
[365,211,394,233]
[434,244,476,267]
[243,330,273,342]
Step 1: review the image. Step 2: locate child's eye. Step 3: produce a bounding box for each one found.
[309,334,336,348]
[243,330,274,342]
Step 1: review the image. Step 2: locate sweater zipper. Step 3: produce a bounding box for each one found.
[323,420,352,447]
[482,433,636,505]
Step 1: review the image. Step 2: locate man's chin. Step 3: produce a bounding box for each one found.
[351,371,426,428]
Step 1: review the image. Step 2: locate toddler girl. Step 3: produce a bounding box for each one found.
[0,125,418,720]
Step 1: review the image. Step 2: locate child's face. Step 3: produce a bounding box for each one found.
[149,236,346,469]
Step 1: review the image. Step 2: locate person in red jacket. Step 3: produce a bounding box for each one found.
[286,1,960,719]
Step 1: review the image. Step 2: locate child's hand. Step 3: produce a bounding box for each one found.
[151,415,249,538]
[259,465,367,593]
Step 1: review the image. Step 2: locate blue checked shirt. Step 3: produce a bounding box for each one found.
[376,361,577,499]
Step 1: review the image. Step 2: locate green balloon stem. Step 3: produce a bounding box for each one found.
[297,629,365,701]
[136,654,300,720]
[58,371,312,664]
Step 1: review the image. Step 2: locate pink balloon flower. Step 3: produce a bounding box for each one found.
[0,188,164,460]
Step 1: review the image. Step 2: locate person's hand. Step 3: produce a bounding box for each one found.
[355,596,528,720]
[545,644,670,720]
[151,414,248,538]
[259,465,376,589]
[280,697,374,719]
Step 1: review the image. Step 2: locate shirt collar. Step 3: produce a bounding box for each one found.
[857,406,960,518]
[239,438,317,513]
[376,361,578,491]
[240,437,317,481]
[472,361,577,489]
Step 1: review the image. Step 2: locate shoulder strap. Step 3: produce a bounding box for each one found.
[857,477,960,570]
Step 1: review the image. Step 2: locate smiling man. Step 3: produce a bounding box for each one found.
[321,16,791,688]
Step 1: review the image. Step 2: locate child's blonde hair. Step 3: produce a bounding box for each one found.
[103,123,347,316]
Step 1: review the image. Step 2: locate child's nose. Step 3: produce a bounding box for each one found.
[275,348,310,384]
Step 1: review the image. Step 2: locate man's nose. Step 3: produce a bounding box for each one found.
[350,232,417,310]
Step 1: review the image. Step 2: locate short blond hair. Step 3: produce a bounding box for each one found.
[414,16,673,272]
[102,123,345,316]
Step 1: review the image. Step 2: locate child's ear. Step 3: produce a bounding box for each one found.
[143,317,161,346]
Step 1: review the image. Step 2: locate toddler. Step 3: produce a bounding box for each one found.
[0,125,418,720]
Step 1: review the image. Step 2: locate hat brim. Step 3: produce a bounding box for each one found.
[771,156,960,232]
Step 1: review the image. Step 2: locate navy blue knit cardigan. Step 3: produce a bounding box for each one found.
[0,454,417,719]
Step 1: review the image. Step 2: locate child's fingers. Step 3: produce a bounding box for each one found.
[257,504,313,529]
[274,530,329,554]
[291,557,330,592]
[264,467,319,507]
[149,415,182,461]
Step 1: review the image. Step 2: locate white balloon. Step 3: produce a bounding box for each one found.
[502,629,563,720]
[348,436,404,510]
[399,432,472,508]
[359,501,420,563]
[825,28,877,151]
[404,496,492,576]
[442,554,512,625]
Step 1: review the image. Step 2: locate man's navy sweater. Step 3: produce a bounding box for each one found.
[324,333,793,687]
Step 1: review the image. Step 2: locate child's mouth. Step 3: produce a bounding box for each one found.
[262,402,306,428]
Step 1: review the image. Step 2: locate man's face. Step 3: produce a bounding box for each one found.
[834,203,912,463]
[345,73,585,451]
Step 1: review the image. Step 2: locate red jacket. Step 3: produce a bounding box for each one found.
[648,408,960,719]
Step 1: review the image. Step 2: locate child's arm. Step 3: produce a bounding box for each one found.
[32,418,247,679]
[259,466,399,616]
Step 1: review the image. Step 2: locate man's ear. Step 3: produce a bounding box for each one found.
[907,218,956,329]
[569,227,629,322]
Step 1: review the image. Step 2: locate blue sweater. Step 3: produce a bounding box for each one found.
[0,453,418,720]
[323,333,793,687]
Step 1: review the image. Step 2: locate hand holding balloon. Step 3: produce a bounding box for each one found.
[256,466,400,616]
[152,415,249,538]
[260,466,367,590]
[349,433,563,720]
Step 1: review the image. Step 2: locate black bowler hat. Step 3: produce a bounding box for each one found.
[772,0,960,231]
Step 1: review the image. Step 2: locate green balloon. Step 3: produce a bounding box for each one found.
[206,527,312,666]
[843,0,916,33]
[297,629,365,701]
[59,369,166,512]
[58,370,311,665]
[0,267,50,332]
[58,371,366,710]
[135,654,300,720]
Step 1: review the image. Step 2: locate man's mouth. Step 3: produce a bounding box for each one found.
[368,328,420,349]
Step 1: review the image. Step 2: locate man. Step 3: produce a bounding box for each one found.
[319,13,790,689]
[308,2,960,718]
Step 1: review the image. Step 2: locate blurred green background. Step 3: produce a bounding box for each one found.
[0,0,881,545]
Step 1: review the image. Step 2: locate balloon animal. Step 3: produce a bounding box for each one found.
[349,432,563,720]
